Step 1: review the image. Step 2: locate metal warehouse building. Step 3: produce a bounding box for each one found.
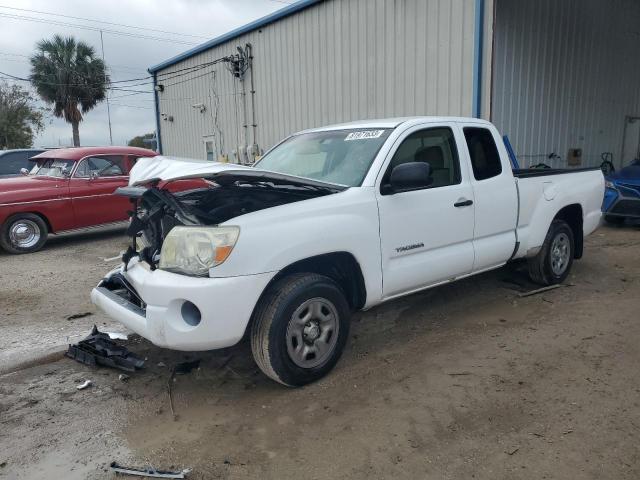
[149,0,640,170]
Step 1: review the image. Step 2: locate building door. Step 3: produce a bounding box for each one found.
[204,136,216,161]
[622,117,640,167]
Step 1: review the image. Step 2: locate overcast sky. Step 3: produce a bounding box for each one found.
[0,0,288,147]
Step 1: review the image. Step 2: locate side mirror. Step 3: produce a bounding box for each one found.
[20,168,29,176]
[384,162,432,194]
[89,171,99,180]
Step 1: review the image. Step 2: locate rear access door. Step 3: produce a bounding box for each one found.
[458,124,518,272]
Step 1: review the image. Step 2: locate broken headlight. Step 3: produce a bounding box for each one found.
[158,226,240,276]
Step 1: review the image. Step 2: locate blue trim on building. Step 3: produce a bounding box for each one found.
[148,0,321,73]
[503,135,519,169]
[472,0,485,118]
[153,72,163,154]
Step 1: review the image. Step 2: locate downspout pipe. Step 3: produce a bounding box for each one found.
[153,71,163,154]
[472,0,485,118]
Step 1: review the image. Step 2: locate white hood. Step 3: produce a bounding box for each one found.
[129,155,347,190]
[129,156,253,186]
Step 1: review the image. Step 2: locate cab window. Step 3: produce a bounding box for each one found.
[383,127,461,189]
[463,128,502,181]
[75,156,125,178]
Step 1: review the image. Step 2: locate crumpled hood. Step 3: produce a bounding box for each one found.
[129,155,346,190]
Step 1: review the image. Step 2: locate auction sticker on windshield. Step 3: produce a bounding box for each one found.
[344,130,386,141]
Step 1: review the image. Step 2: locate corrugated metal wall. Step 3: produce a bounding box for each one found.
[156,0,478,160]
[492,0,640,169]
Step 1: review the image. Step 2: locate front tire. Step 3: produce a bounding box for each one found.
[251,273,351,387]
[527,219,574,285]
[0,213,48,254]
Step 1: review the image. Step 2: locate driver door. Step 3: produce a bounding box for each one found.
[375,124,476,299]
[68,155,130,228]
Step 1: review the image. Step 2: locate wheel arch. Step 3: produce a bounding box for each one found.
[553,203,583,258]
[243,251,367,340]
[267,252,367,311]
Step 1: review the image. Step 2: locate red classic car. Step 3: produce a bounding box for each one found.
[0,146,157,254]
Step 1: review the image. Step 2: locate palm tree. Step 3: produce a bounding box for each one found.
[29,35,108,147]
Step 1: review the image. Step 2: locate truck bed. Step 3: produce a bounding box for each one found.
[513,167,604,260]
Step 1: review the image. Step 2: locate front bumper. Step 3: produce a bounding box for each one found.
[91,259,276,351]
[603,185,640,218]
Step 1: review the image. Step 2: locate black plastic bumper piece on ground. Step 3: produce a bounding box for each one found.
[65,326,144,372]
[110,461,189,478]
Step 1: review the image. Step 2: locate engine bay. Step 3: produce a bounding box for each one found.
[120,180,338,268]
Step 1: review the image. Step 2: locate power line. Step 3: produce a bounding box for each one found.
[0,52,148,75]
[0,13,199,46]
[0,51,29,58]
[0,5,211,40]
[162,68,215,88]
[1,53,236,92]
[109,102,152,110]
[0,50,233,84]
[109,91,153,100]
[0,70,153,94]
[0,52,193,84]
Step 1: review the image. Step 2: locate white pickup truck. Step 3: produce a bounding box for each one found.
[91,117,603,386]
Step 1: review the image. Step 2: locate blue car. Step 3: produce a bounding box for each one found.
[602,159,640,224]
[0,149,45,178]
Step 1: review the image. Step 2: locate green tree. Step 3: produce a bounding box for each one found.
[0,81,44,149]
[29,35,108,147]
[128,132,156,150]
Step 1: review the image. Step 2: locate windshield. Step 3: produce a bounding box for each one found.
[255,129,392,186]
[32,159,75,178]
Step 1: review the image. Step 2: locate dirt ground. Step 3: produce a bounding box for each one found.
[0,226,130,374]
[1,224,639,480]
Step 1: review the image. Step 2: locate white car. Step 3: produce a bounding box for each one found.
[92,117,604,386]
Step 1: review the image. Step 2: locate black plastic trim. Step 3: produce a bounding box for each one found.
[513,167,601,178]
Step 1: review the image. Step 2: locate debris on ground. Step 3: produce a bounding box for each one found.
[167,374,177,421]
[506,447,520,455]
[110,461,190,478]
[76,380,92,390]
[118,374,130,382]
[103,251,125,263]
[518,284,563,297]
[105,331,128,341]
[165,360,200,421]
[66,312,93,320]
[65,326,144,372]
[157,362,166,368]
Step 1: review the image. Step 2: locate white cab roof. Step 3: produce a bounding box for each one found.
[303,116,492,133]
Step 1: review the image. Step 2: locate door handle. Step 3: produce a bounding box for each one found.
[454,199,473,207]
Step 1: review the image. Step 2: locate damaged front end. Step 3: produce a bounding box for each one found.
[117,174,343,273]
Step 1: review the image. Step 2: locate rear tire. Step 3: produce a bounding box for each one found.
[0,213,48,254]
[250,273,351,387]
[527,219,574,286]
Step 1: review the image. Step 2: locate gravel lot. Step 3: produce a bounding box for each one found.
[1,224,639,479]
